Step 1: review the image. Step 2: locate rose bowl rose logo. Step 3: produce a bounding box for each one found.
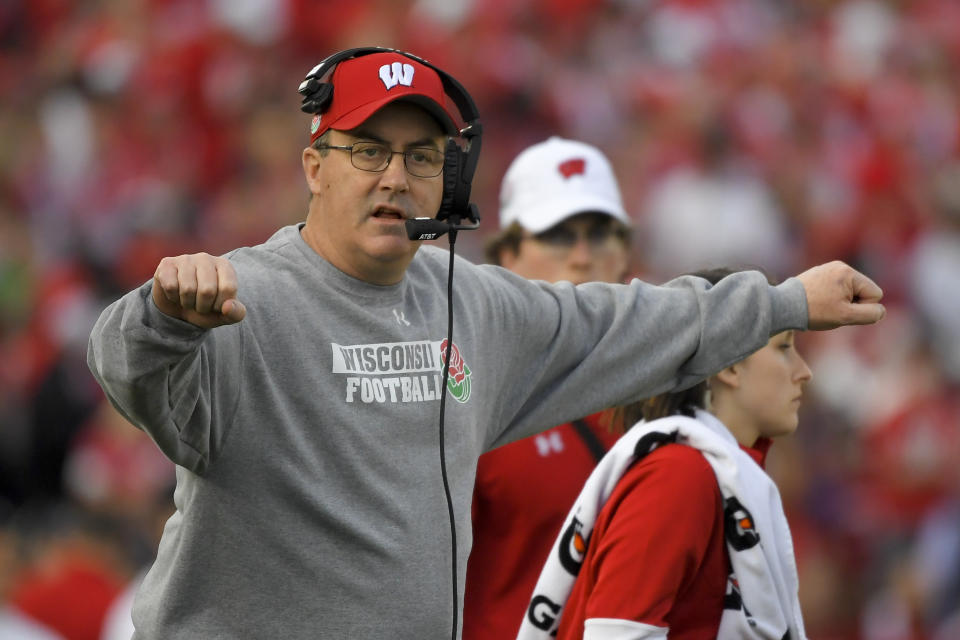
[440,339,471,403]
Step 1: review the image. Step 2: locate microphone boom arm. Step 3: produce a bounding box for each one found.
[405,205,481,241]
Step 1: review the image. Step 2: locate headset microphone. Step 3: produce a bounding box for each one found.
[406,205,481,240]
[406,218,451,241]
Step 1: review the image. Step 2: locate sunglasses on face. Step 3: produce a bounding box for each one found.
[528,220,625,250]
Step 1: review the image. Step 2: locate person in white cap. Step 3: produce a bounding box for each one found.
[86,45,885,639]
[484,136,633,284]
[464,137,632,640]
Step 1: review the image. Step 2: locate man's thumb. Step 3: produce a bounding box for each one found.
[220,299,247,323]
[841,301,886,327]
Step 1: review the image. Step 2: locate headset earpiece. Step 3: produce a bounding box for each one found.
[298,77,333,114]
[437,139,462,221]
[298,48,370,115]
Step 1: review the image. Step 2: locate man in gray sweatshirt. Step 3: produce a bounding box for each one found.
[87,48,885,639]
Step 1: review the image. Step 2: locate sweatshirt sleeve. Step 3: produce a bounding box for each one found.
[86,281,244,474]
[478,267,807,449]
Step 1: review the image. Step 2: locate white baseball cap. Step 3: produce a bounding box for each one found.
[498,136,630,233]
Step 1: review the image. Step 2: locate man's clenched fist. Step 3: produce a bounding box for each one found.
[152,253,246,329]
[796,260,885,330]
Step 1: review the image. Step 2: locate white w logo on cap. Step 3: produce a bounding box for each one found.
[379,62,415,90]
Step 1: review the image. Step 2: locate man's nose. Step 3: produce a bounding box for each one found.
[379,153,410,190]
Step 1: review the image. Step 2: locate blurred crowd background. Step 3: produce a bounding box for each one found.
[1,0,959,638]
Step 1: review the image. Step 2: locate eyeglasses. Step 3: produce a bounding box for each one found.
[316,142,445,178]
[527,222,627,250]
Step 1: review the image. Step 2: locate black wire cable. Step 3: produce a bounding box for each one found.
[439,227,459,640]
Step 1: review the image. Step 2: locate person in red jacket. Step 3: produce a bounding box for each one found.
[518,267,814,640]
[463,137,631,640]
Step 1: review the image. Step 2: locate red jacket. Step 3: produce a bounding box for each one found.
[555,439,770,639]
[463,413,620,640]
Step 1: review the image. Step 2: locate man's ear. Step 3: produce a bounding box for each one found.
[302,147,323,195]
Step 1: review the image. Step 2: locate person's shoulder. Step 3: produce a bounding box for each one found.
[413,244,482,271]
[624,442,717,494]
[603,442,721,532]
[228,225,300,262]
[227,226,315,280]
[409,245,513,286]
[647,442,713,471]
[415,244,450,260]
[218,226,320,299]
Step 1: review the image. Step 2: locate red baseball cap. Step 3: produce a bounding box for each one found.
[308,52,460,144]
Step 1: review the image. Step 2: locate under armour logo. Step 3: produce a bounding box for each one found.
[392,309,410,326]
[535,430,564,456]
[379,62,415,90]
[558,158,586,179]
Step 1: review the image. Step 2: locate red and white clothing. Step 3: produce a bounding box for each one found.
[557,442,730,639]
[464,412,620,640]
[518,411,805,640]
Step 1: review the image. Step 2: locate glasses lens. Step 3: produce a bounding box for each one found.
[404,148,445,178]
[533,220,622,249]
[534,226,577,248]
[350,143,390,171]
[586,223,619,246]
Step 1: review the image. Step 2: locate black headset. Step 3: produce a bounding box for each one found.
[298,47,482,237]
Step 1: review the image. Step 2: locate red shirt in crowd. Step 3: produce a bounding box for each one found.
[463,412,620,640]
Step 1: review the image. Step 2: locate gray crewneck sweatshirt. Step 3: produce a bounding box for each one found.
[87,224,806,639]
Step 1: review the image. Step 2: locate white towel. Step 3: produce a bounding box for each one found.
[516,410,806,640]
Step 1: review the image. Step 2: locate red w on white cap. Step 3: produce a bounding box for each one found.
[499,137,630,232]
